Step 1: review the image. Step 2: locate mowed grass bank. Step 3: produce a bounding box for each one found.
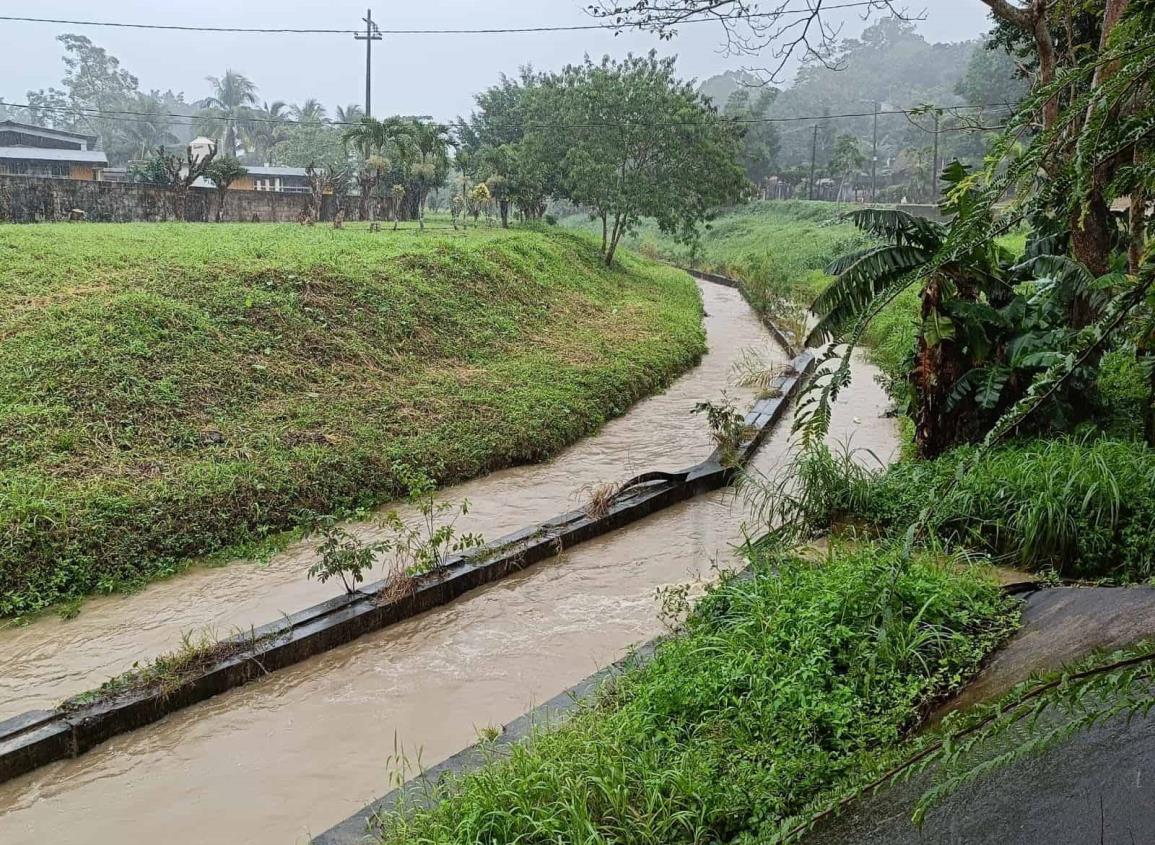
[0,223,705,616]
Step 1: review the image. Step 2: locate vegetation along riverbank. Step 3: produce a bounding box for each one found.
[0,224,706,617]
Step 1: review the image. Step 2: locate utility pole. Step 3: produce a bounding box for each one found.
[809,123,819,201]
[931,111,940,202]
[354,8,382,117]
[870,102,879,204]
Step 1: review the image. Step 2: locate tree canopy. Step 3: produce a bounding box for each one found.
[457,53,750,263]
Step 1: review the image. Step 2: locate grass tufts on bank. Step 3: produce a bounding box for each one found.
[0,223,706,617]
[851,437,1155,581]
[373,542,1016,845]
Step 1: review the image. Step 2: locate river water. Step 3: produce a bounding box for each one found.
[0,281,898,844]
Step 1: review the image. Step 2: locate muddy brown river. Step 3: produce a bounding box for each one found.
[0,281,898,844]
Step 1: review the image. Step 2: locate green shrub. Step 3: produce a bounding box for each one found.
[1095,347,1153,440]
[373,543,1016,845]
[859,437,1155,580]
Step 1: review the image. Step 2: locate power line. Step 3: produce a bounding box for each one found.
[0,3,909,36]
[0,100,1017,131]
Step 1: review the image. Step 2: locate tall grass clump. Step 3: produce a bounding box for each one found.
[373,543,1016,845]
[740,440,885,541]
[859,437,1155,580]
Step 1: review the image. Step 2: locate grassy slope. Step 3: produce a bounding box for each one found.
[0,224,705,616]
[563,200,866,304]
[562,201,915,383]
[565,203,1043,411]
[374,543,1016,845]
[854,437,1155,581]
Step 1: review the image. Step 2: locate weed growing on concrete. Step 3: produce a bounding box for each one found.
[693,398,753,467]
[61,627,267,709]
[379,464,485,577]
[305,516,385,595]
[304,465,486,598]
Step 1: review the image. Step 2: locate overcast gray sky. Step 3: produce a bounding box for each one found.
[3,1,993,121]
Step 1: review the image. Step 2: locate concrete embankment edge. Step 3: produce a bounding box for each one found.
[311,640,662,845]
[0,289,815,784]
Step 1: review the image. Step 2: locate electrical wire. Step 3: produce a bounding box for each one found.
[0,3,908,36]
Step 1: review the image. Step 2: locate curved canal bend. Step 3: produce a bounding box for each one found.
[0,280,899,844]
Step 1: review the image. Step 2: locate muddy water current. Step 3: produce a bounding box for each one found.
[0,281,898,844]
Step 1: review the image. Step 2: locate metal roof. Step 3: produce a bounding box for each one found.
[245,165,309,177]
[0,119,99,146]
[0,147,108,164]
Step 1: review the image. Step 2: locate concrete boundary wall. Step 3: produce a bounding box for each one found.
[0,335,816,784]
[0,174,338,223]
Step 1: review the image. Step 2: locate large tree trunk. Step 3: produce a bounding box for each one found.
[358,180,370,221]
[1070,192,1115,284]
[912,273,975,458]
[1131,160,1147,275]
[1069,0,1133,311]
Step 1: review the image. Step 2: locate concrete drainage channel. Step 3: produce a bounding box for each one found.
[0,271,815,786]
[313,639,663,845]
[681,267,799,357]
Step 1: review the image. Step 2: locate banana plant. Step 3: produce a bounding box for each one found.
[802,163,1113,457]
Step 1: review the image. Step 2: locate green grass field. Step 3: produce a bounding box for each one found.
[0,223,705,616]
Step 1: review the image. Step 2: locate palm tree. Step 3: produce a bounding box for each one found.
[334,104,364,126]
[243,101,290,165]
[291,99,327,124]
[343,116,408,222]
[807,161,1109,458]
[406,122,454,230]
[123,95,179,160]
[807,168,1011,458]
[197,70,258,158]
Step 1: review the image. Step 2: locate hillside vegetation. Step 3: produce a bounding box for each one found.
[0,224,705,616]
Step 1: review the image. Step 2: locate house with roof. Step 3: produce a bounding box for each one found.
[0,120,108,180]
[190,165,312,194]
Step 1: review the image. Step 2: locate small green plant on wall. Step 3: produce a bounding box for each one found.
[305,463,485,597]
[693,399,752,467]
[380,463,485,576]
[305,515,385,595]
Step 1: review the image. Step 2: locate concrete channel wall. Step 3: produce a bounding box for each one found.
[681,268,799,356]
[0,281,816,784]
